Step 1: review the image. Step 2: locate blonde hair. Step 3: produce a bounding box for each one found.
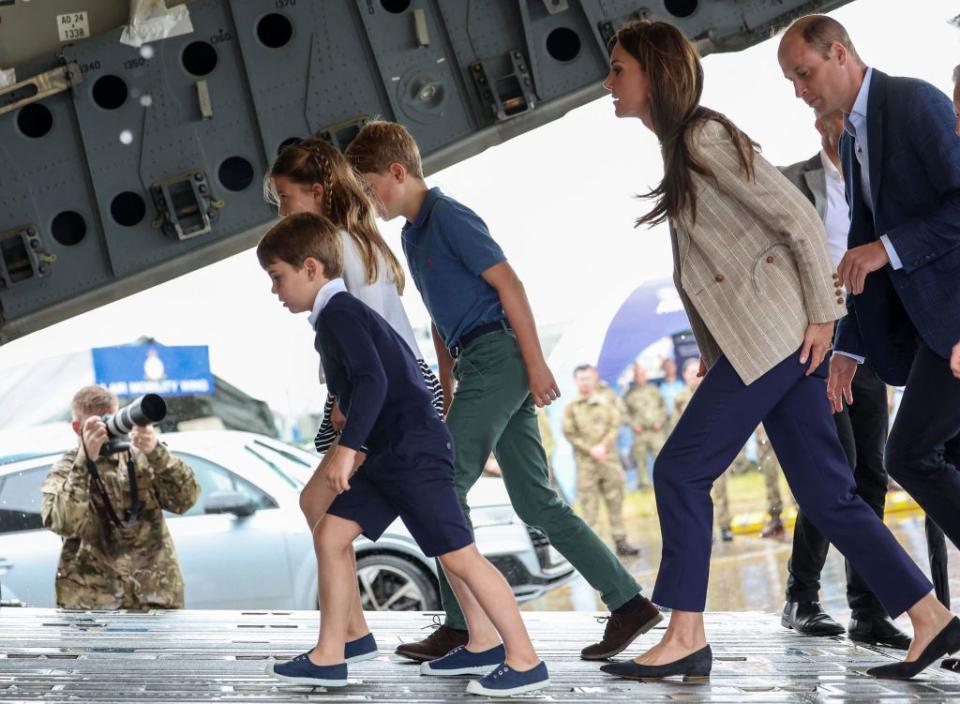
[265,138,405,294]
[344,120,424,179]
[257,212,344,279]
[71,385,117,421]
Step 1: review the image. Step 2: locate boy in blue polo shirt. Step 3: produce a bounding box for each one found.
[257,212,549,697]
[347,122,661,666]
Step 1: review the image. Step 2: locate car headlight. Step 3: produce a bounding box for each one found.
[470,505,517,528]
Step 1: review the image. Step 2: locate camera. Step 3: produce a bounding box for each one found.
[100,394,168,454]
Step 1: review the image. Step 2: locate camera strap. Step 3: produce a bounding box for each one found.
[81,431,142,530]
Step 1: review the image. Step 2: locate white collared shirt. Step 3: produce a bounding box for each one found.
[820,149,850,268]
[308,277,347,329]
[843,67,903,269]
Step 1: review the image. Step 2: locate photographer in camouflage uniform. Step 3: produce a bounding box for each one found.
[40,386,200,609]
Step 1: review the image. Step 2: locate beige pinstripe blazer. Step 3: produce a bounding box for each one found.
[670,120,845,385]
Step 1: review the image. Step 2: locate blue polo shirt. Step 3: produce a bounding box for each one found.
[401,187,506,348]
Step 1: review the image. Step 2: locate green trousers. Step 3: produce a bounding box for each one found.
[439,330,641,629]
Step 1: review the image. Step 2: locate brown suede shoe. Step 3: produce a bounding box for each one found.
[394,619,469,662]
[581,595,663,660]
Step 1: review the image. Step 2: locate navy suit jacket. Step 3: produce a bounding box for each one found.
[314,291,437,454]
[836,69,960,386]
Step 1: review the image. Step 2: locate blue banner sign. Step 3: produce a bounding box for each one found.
[92,344,213,397]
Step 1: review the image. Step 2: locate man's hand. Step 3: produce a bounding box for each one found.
[837,241,889,295]
[827,354,858,413]
[130,424,159,455]
[799,321,835,375]
[323,445,357,494]
[527,361,560,408]
[589,444,607,462]
[951,342,960,379]
[78,416,109,461]
[697,358,708,378]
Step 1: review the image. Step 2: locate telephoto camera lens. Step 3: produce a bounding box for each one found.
[104,394,167,438]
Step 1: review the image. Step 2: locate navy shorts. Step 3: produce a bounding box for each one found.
[326,420,474,558]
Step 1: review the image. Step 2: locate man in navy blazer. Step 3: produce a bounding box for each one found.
[779,17,960,568]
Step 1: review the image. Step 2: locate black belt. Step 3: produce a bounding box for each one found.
[448,320,510,359]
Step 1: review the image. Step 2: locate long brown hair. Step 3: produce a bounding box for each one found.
[615,20,757,227]
[265,138,406,293]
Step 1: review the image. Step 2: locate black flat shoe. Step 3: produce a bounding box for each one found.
[867,616,960,679]
[600,645,712,680]
[781,601,845,637]
[848,615,912,651]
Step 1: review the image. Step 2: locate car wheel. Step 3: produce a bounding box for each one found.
[354,553,439,611]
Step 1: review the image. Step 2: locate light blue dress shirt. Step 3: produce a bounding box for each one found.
[842,67,904,270]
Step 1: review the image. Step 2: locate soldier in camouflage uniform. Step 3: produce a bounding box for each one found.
[755,423,787,538]
[41,386,200,610]
[623,364,668,490]
[562,365,639,557]
[672,359,735,541]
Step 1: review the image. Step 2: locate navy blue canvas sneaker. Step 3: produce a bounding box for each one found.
[465,661,550,697]
[266,653,348,687]
[345,633,379,663]
[420,644,506,676]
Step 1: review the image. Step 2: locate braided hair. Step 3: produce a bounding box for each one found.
[265,138,406,293]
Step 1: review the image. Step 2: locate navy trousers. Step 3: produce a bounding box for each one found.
[885,342,960,562]
[651,351,932,616]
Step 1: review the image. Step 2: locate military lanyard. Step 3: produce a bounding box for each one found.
[81,431,143,529]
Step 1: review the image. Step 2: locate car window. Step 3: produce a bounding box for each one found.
[245,441,313,489]
[0,467,48,533]
[170,452,277,518]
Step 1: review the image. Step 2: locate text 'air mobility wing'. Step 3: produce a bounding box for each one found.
[0,0,851,343]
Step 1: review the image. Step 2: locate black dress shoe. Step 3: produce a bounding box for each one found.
[848,615,912,651]
[867,616,960,679]
[780,601,845,636]
[600,645,712,680]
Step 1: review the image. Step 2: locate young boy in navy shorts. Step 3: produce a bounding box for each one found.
[346,122,660,665]
[257,212,549,697]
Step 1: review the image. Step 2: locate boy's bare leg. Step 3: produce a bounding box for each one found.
[439,543,539,670]
[301,448,369,640]
[442,568,500,651]
[311,515,365,665]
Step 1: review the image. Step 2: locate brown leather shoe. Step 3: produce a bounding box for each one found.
[394,617,469,662]
[581,595,663,660]
[615,538,640,557]
[760,517,785,539]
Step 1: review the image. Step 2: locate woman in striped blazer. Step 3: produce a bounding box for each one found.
[597,19,956,681]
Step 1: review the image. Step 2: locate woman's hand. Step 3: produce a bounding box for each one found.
[697,358,707,378]
[799,321,835,375]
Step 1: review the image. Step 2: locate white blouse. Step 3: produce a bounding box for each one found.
[338,229,422,359]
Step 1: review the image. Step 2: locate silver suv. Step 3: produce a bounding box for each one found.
[0,431,573,610]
